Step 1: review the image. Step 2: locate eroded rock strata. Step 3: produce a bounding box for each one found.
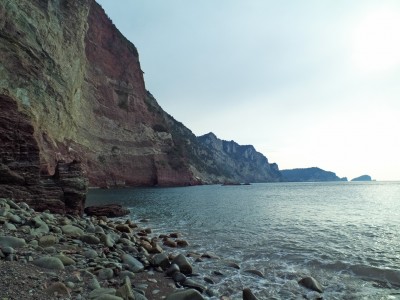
[0,0,281,212]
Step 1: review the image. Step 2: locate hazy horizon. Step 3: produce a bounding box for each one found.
[96,0,400,181]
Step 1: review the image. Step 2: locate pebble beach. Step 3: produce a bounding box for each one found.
[0,198,269,300]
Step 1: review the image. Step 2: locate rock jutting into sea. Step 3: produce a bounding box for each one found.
[351,175,372,181]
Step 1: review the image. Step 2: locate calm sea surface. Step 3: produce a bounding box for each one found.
[87,182,400,299]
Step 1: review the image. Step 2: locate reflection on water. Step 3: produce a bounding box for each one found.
[87,181,400,299]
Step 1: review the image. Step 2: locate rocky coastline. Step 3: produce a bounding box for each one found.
[0,197,287,300]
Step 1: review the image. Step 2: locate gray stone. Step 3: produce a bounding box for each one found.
[0,236,26,248]
[165,263,180,276]
[99,233,115,248]
[97,268,114,280]
[122,254,144,273]
[62,224,84,236]
[0,207,9,217]
[89,288,117,299]
[32,216,50,235]
[45,282,70,297]
[1,246,15,255]
[152,253,170,269]
[165,289,205,300]
[171,254,192,275]
[119,271,135,280]
[4,222,17,231]
[298,276,324,293]
[88,277,101,290]
[33,256,64,270]
[39,235,58,247]
[80,234,101,244]
[6,199,20,209]
[172,272,186,284]
[7,213,22,224]
[116,276,134,299]
[84,249,99,259]
[182,278,207,293]
[55,254,76,266]
[94,296,123,300]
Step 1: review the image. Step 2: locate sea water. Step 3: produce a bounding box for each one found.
[87,181,400,299]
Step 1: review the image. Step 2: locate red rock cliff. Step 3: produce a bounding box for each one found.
[0,0,281,212]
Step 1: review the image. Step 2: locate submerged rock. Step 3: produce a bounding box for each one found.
[243,288,259,300]
[298,276,324,293]
[84,205,130,218]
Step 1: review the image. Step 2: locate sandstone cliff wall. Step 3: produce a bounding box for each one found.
[0,95,87,214]
[0,0,281,211]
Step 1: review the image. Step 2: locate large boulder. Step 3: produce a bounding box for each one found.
[171,254,193,275]
[84,204,130,218]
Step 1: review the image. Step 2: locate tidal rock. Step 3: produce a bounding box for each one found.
[171,254,193,275]
[0,236,26,248]
[166,263,180,276]
[298,276,324,293]
[33,256,64,270]
[182,278,207,293]
[226,262,240,269]
[204,277,215,284]
[165,289,205,300]
[163,239,177,247]
[244,269,265,278]
[115,224,131,233]
[122,254,144,272]
[243,288,259,300]
[172,272,187,284]
[84,205,130,218]
[176,239,189,247]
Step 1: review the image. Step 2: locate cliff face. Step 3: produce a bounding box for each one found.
[0,0,280,211]
[0,95,87,214]
[281,167,347,182]
[197,133,282,183]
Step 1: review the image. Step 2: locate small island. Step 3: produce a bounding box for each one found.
[351,175,372,181]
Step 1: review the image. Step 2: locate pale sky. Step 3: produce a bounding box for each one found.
[96,0,400,181]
